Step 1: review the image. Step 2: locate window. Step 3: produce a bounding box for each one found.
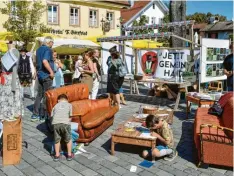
[153,3,155,9]
[158,18,163,24]
[89,10,98,27]
[106,12,114,29]
[47,5,58,24]
[70,7,79,25]
[151,17,156,24]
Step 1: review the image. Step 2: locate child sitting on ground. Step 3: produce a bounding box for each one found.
[142,115,177,161]
[51,94,73,161]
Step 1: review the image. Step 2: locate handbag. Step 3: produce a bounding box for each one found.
[119,60,127,77]
[208,102,223,117]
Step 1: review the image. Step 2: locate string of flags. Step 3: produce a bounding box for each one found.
[97,32,173,42]
[122,20,195,32]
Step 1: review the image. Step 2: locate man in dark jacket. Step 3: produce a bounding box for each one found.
[223,42,233,91]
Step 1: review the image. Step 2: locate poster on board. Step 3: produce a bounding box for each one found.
[139,49,198,82]
[200,38,230,83]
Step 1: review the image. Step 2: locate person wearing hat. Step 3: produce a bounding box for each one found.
[223,42,234,91]
[18,46,35,101]
[106,46,125,108]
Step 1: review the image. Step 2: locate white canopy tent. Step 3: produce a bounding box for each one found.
[36,37,100,49]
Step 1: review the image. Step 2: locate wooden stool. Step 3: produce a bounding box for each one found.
[208,81,222,92]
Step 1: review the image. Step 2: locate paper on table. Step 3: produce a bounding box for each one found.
[139,132,156,139]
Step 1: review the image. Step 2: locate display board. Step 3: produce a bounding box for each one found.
[200,38,230,83]
[138,49,198,82]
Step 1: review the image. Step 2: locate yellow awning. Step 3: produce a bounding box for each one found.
[132,40,163,49]
[0,32,13,53]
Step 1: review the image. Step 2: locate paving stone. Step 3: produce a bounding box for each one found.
[1,166,24,176]
[99,159,118,169]
[211,171,225,176]
[224,170,234,176]
[61,160,88,172]
[197,168,214,175]
[86,163,103,171]
[210,167,227,174]
[96,167,119,176]
[114,160,131,167]
[0,170,6,176]
[74,155,96,166]
[22,151,39,163]
[184,168,201,176]
[199,173,210,176]
[154,169,174,176]
[172,162,188,171]
[21,166,41,176]
[80,169,98,176]
[14,160,30,170]
[111,166,128,175]
[55,165,72,174]
[122,173,138,176]
[185,162,199,170]
[104,155,119,162]
[138,170,155,176]
[33,173,45,176]
[37,165,57,175]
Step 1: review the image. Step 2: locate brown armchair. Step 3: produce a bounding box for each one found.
[45,84,119,144]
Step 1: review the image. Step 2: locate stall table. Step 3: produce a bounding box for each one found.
[126,78,191,111]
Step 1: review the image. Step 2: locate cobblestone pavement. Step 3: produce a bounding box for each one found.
[0,85,233,176]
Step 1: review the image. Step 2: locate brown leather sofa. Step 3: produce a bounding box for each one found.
[194,93,233,167]
[45,84,119,144]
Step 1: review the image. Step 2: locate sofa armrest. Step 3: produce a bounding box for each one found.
[199,124,234,164]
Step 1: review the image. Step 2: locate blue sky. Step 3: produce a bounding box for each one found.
[163,1,233,20]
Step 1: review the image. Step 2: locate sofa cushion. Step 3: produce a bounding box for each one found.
[221,97,233,138]
[71,99,91,117]
[46,84,89,115]
[81,107,118,129]
[91,99,110,111]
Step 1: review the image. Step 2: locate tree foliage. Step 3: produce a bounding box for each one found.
[132,15,153,35]
[186,12,227,23]
[0,1,46,46]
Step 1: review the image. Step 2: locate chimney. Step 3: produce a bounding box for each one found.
[129,0,134,7]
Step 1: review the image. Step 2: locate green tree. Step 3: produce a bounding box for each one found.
[186,12,227,23]
[132,15,153,35]
[0,1,46,46]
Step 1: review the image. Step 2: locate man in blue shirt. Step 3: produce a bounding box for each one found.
[223,42,233,91]
[31,36,55,121]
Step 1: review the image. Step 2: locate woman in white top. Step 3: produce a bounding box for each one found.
[73,55,83,84]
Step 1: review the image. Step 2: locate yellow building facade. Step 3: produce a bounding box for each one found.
[0,0,129,40]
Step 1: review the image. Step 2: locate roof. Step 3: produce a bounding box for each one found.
[104,0,130,6]
[193,23,207,30]
[121,1,151,24]
[121,0,168,25]
[201,21,233,32]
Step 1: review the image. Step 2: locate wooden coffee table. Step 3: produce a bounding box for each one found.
[186,95,215,119]
[111,118,156,159]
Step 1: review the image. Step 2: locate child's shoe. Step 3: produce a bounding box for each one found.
[164,150,178,161]
[66,154,73,161]
[53,155,60,162]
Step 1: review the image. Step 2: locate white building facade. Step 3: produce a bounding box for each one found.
[121,0,169,35]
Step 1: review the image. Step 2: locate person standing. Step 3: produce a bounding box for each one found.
[106,46,124,108]
[31,36,55,121]
[52,50,65,88]
[18,47,35,101]
[0,41,22,120]
[73,55,83,84]
[80,50,94,97]
[91,49,101,99]
[223,42,233,91]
